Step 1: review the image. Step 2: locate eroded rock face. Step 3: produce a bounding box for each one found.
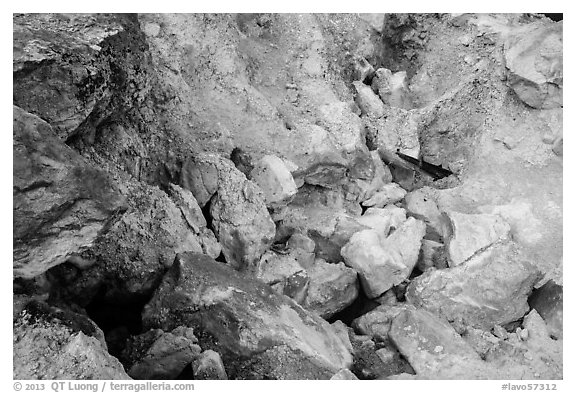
[13,301,130,379]
[529,280,563,339]
[504,21,563,109]
[13,14,123,140]
[13,106,126,279]
[142,252,353,379]
[407,242,542,330]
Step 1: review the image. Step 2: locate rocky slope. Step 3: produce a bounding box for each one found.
[13,13,562,380]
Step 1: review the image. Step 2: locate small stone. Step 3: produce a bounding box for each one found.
[192,350,228,380]
[250,155,298,207]
[353,81,384,118]
[362,182,407,208]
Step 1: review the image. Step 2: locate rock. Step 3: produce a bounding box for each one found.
[303,259,359,319]
[277,206,368,263]
[128,328,201,380]
[361,182,407,208]
[47,181,207,305]
[167,184,222,258]
[407,242,543,330]
[13,14,123,140]
[255,251,310,303]
[358,14,386,33]
[353,81,385,118]
[444,211,511,267]
[13,106,126,279]
[193,350,228,380]
[416,239,447,272]
[250,154,298,207]
[330,320,354,354]
[404,189,445,238]
[330,369,358,380]
[365,109,421,158]
[349,333,412,379]
[142,252,353,379]
[529,280,563,339]
[352,304,415,342]
[188,154,276,271]
[389,308,486,379]
[352,56,376,83]
[371,68,412,109]
[504,21,563,109]
[358,206,407,237]
[13,303,130,379]
[341,217,426,298]
[167,184,207,233]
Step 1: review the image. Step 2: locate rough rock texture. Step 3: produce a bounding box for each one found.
[303,259,359,319]
[341,217,426,298]
[361,182,407,208]
[142,252,353,379]
[330,369,359,380]
[389,308,487,379]
[250,154,298,207]
[13,106,126,279]
[184,154,277,271]
[353,81,384,118]
[352,304,415,342]
[407,242,543,330]
[444,211,511,267]
[504,21,563,109]
[371,68,412,109]
[192,350,228,380]
[14,302,130,379]
[47,181,209,305]
[127,328,201,380]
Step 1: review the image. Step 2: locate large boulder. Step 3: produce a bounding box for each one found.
[388,308,487,379]
[13,14,123,140]
[444,211,511,267]
[181,154,276,271]
[504,21,563,109]
[250,154,298,207]
[142,252,353,379]
[13,301,130,379]
[341,217,426,298]
[13,106,126,279]
[406,242,542,330]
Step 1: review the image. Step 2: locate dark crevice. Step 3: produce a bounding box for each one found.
[327,290,380,326]
[85,287,152,359]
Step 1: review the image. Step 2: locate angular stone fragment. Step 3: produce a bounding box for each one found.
[416,239,447,272]
[362,182,407,208]
[193,350,228,380]
[13,303,130,379]
[128,328,201,380]
[444,211,511,267]
[341,217,426,298]
[353,81,384,118]
[13,106,126,279]
[142,252,353,379]
[352,304,415,342]
[504,21,563,109]
[407,242,542,330]
[404,189,445,238]
[167,184,207,232]
[185,154,276,270]
[389,308,486,379]
[303,259,359,319]
[250,154,298,207]
[371,67,412,109]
